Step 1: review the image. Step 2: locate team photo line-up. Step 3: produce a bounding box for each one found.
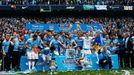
[0,23,134,73]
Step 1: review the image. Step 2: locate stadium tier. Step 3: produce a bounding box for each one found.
[0,5,133,11]
[0,0,134,5]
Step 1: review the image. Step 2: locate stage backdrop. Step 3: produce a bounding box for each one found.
[26,23,103,32]
[20,54,119,71]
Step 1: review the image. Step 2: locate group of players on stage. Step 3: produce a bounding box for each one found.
[1,24,133,74]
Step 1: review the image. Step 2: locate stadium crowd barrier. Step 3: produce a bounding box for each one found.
[20,54,119,71]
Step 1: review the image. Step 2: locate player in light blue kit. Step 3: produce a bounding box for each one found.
[49,34,65,55]
[2,34,11,71]
[25,35,35,72]
[32,33,43,67]
[41,44,50,72]
[75,46,84,69]
[46,45,58,74]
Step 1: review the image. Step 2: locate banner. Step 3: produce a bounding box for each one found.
[83,5,95,10]
[20,56,50,71]
[26,23,102,32]
[124,6,133,10]
[51,5,83,10]
[95,5,107,10]
[108,5,123,11]
[20,55,119,71]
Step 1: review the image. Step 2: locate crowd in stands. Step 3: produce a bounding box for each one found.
[0,0,134,5]
[0,17,133,36]
[0,17,133,72]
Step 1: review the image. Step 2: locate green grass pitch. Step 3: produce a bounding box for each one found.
[21,69,134,75]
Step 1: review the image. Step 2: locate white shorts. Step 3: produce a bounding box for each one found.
[54,51,59,55]
[34,53,39,59]
[82,49,92,55]
[42,54,51,61]
[27,51,38,60]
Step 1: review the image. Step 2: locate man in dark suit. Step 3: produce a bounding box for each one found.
[117,34,125,68]
[99,46,112,69]
[0,36,4,70]
[130,34,134,68]
[8,38,14,70]
[124,32,133,68]
[0,37,3,60]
